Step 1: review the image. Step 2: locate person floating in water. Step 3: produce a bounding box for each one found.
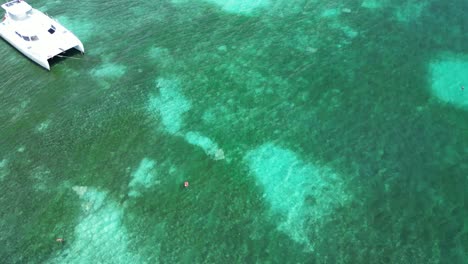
[184,181,189,188]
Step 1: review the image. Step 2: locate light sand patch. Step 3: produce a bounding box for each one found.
[0,159,8,181]
[245,143,349,250]
[204,0,271,15]
[429,54,468,109]
[148,46,175,71]
[395,2,428,23]
[184,131,225,160]
[30,166,53,192]
[340,24,358,39]
[321,8,341,18]
[361,0,385,9]
[148,46,171,60]
[35,119,51,133]
[329,22,359,40]
[128,158,159,198]
[172,0,270,15]
[50,188,141,263]
[148,78,192,134]
[72,185,88,198]
[90,62,127,89]
[9,99,30,122]
[319,8,359,40]
[91,63,127,79]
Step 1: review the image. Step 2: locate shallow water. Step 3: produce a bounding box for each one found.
[0,0,467,263]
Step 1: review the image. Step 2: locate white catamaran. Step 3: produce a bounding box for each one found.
[0,0,84,70]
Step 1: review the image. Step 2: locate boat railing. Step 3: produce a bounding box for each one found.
[4,0,23,8]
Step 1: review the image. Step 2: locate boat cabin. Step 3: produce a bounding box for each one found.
[1,0,58,42]
[1,0,33,21]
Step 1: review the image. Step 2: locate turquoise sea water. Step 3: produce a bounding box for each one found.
[0,0,467,263]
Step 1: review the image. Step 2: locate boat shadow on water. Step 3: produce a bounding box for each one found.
[48,48,84,68]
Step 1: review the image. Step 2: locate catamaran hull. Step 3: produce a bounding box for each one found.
[0,30,48,69]
[0,29,84,70]
[0,0,84,71]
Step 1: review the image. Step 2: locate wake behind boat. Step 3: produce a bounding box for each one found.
[0,0,84,70]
